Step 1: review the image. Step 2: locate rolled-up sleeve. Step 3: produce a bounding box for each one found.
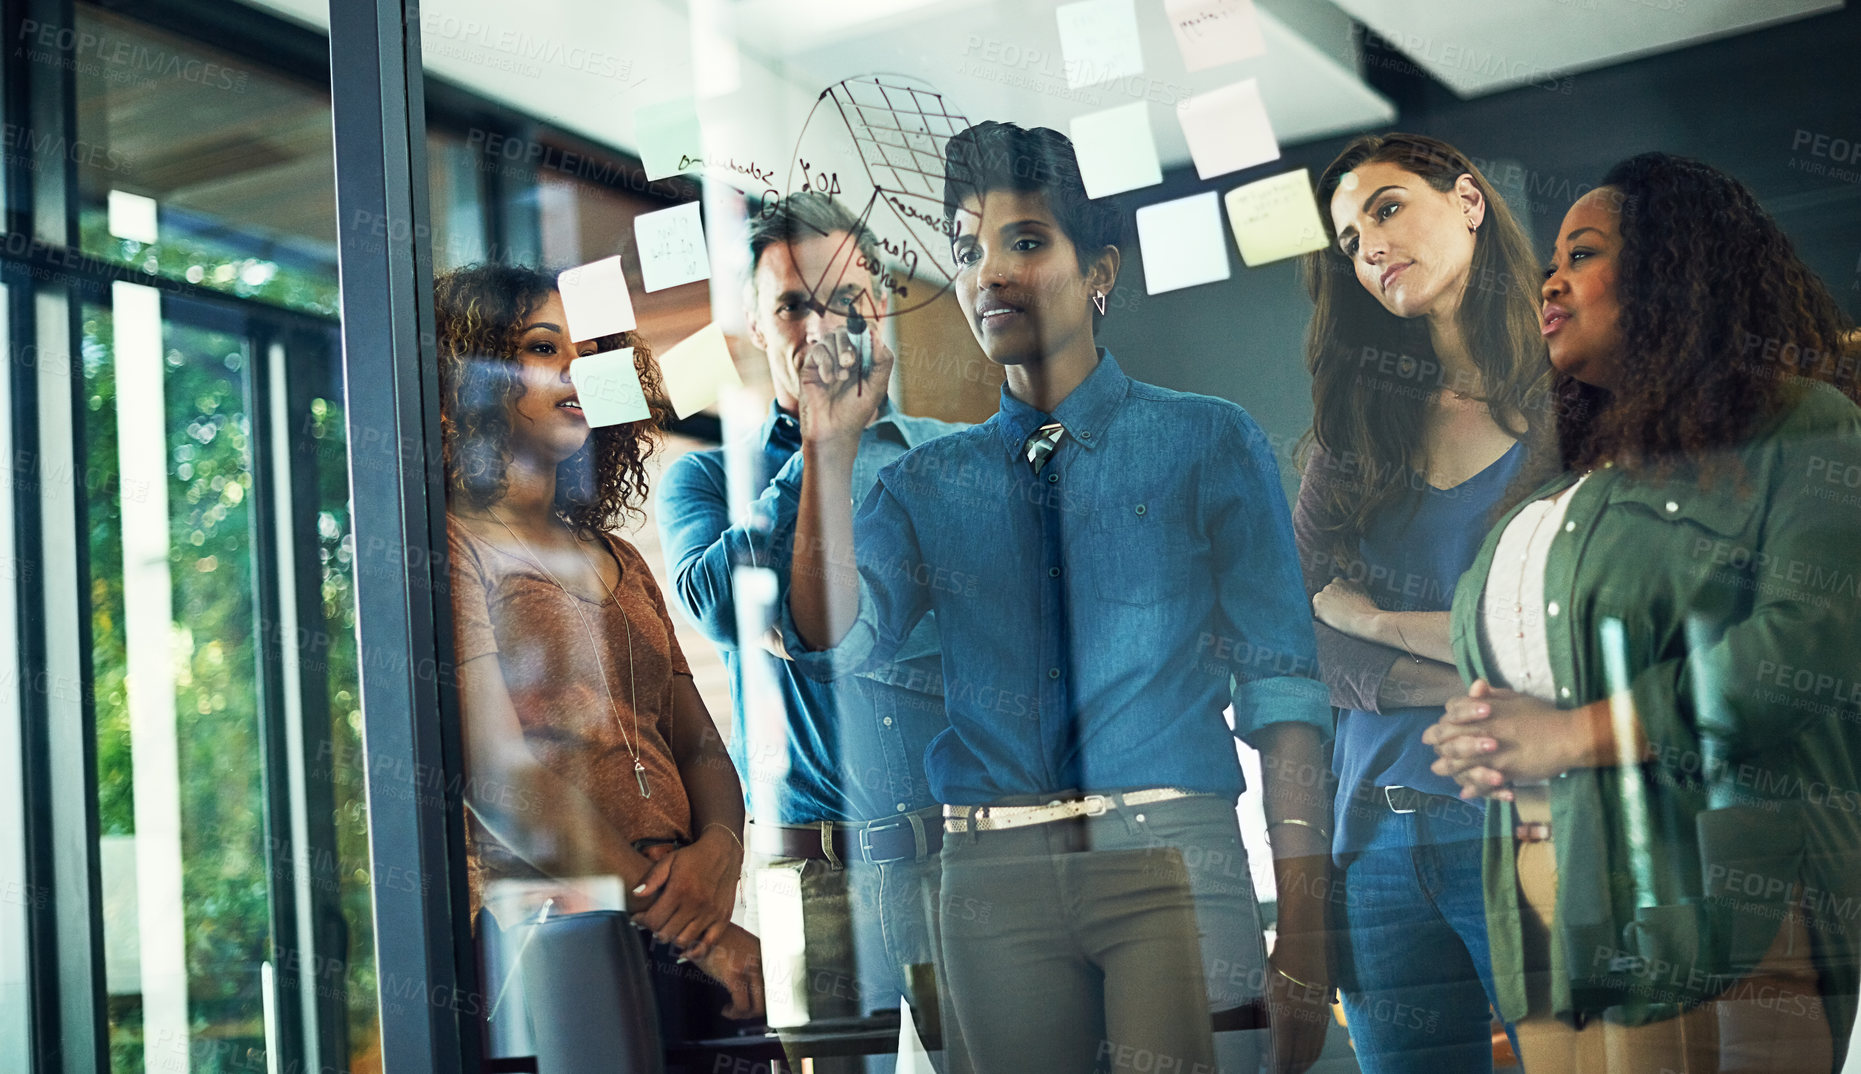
[1215,414,1334,745]
[777,463,934,683]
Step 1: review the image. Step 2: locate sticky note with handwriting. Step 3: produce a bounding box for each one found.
[634,202,711,292]
[1056,0,1145,90]
[1136,191,1231,295]
[557,257,638,342]
[1176,77,1279,181]
[569,349,653,428]
[1070,102,1163,199]
[1223,168,1331,268]
[1166,0,1265,72]
[634,97,702,182]
[659,323,743,419]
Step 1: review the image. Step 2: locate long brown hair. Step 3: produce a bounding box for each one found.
[1555,153,1857,475]
[434,263,672,535]
[1300,133,1551,560]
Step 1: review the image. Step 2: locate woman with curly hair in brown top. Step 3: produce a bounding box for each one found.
[1427,154,1860,1071]
[436,263,762,1019]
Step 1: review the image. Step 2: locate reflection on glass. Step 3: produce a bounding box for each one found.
[86,289,275,1072]
[72,3,338,314]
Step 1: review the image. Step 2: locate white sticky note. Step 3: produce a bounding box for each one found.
[1055,0,1145,90]
[569,349,652,428]
[1069,102,1163,199]
[108,190,159,244]
[1223,169,1331,268]
[557,257,638,342]
[1166,0,1266,72]
[1176,78,1280,181]
[634,202,711,293]
[659,323,742,419]
[1136,192,1231,295]
[634,97,702,182]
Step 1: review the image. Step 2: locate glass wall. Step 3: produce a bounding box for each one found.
[6,1,1859,1073]
[398,2,1861,1073]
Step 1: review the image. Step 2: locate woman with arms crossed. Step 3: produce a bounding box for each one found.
[437,263,762,1018]
[1428,154,1861,1071]
[1293,133,1545,1072]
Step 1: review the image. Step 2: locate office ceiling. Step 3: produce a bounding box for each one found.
[1329,0,1841,97]
[246,0,1843,163]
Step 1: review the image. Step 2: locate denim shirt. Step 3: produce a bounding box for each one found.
[657,399,966,824]
[777,352,1332,805]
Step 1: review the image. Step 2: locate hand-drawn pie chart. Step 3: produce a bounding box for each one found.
[785,74,973,317]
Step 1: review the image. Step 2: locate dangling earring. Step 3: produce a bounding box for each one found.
[1092,289,1107,316]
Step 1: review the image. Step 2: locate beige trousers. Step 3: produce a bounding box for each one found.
[1511,819,1833,1073]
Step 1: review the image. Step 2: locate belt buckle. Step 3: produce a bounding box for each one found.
[1080,794,1110,818]
[1384,786,1417,815]
[857,817,911,864]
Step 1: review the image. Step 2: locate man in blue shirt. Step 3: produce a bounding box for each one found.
[656,192,965,1051]
[780,124,1338,1074]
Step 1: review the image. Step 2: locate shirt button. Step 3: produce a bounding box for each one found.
[1559,687,1571,699]
[1048,667,1061,679]
[896,802,907,812]
[1135,504,1146,515]
[1080,431,1092,440]
[1547,601,1560,617]
[883,716,894,726]
[1665,501,1679,513]
[1564,521,1576,532]
[1047,473,1059,484]
[1049,567,1061,578]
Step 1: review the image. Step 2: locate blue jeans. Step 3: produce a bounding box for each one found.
[1334,793,1516,1073]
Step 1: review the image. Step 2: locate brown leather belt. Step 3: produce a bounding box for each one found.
[748,810,943,866]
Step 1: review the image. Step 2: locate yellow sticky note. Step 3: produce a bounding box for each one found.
[1223,168,1330,268]
[659,323,743,418]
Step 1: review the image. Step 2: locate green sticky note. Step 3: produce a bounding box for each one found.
[1223,168,1330,268]
[634,97,701,182]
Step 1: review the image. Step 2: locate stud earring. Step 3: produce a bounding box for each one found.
[1092,290,1107,316]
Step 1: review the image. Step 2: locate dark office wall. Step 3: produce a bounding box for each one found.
[1100,2,1861,496]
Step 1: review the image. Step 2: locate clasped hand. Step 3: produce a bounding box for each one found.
[628,829,741,961]
[1422,679,1598,798]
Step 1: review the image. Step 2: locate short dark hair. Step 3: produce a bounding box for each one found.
[940,120,1122,272]
[745,191,883,294]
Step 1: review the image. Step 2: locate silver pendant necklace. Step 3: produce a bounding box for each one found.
[486,507,650,798]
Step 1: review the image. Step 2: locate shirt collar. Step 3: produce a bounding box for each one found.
[762,401,802,454]
[763,396,902,452]
[993,349,1129,454]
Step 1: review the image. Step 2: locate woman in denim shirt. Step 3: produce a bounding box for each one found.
[1291,133,1548,1072]
[1428,154,1861,1072]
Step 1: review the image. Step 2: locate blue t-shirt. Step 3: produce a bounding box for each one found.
[1332,441,1524,855]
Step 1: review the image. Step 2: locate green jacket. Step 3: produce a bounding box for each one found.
[1450,380,1861,1028]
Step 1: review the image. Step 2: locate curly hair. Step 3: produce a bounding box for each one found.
[1556,153,1858,474]
[434,263,672,535]
[1300,133,1553,561]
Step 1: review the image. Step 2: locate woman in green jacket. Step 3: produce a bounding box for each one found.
[1425,153,1861,1072]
